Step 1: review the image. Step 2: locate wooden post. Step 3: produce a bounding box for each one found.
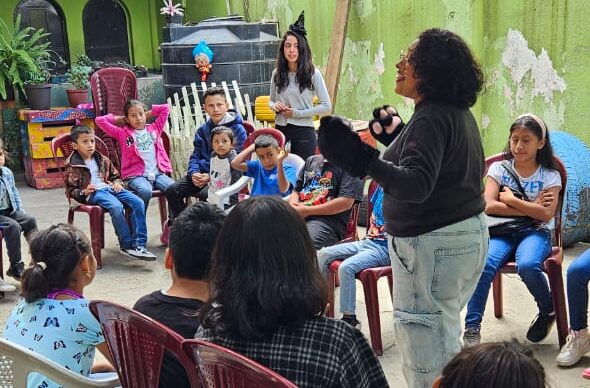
[325,0,352,112]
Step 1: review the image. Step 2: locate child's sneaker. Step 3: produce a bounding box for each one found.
[341,314,361,329]
[463,326,481,348]
[120,247,157,261]
[556,331,590,367]
[0,278,16,292]
[527,312,555,342]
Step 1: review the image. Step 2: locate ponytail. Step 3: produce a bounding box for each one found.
[21,265,49,303]
[19,224,91,303]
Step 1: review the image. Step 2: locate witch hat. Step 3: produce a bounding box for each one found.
[289,11,306,36]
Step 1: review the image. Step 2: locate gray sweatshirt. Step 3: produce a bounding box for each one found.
[269,68,332,128]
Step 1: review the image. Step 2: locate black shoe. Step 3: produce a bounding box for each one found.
[527,312,555,342]
[341,314,361,329]
[7,262,25,281]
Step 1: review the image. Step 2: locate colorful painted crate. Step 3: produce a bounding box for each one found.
[18,108,95,189]
[23,157,64,190]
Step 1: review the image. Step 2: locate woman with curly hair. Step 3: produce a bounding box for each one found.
[318,28,487,387]
[269,11,331,159]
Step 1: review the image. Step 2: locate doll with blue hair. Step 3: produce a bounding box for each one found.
[193,40,213,81]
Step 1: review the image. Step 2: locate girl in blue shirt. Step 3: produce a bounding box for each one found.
[3,224,115,388]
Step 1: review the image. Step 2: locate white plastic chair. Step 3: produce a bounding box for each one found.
[0,338,120,388]
[208,153,306,208]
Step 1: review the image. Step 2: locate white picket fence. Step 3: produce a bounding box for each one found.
[165,80,258,179]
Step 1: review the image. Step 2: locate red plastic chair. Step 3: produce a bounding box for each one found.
[52,133,108,268]
[326,180,393,356]
[182,339,297,388]
[486,154,568,346]
[242,128,285,148]
[242,121,256,136]
[89,300,200,388]
[91,68,137,166]
[91,68,138,117]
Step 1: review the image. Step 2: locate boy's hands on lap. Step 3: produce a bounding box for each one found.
[112,181,123,193]
[84,184,96,196]
[192,172,209,187]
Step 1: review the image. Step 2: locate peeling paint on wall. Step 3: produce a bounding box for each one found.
[481,114,490,130]
[374,42,385,75]
[264,0,292,21]
[499,29,566,115]
[336,39,384,118]
[353,0,377,20]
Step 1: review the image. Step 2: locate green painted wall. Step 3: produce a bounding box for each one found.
[214,0,590,155]
[0,0,164,70]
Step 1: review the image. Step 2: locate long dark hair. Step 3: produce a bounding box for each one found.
[273,31,315,93]
[199,196,328,339]
[502,115,558,170]
[409,28,484,109]
[440,341,546,388]
[20,224,91,303]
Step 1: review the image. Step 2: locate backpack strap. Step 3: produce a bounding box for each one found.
[500,160,529,201]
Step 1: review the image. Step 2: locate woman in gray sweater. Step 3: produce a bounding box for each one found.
[269,11,331,160]
[318,28,488,388]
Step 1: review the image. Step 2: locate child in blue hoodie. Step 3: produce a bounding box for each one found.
[165,87,247,221]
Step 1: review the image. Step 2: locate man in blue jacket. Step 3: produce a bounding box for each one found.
[165,87,247,221]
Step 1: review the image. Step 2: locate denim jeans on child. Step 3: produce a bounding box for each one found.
[127,174,175,210]
[0,210,37,264]
[88,187,147,249]
[465,226,552,329]
[318,238,389,314]
[566,249,590,331]
[390,213,488,388]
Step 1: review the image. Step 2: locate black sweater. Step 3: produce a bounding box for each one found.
[368,101,485,237]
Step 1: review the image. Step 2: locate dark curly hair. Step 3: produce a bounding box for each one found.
[274,31,315,93]
[409,28,484,109]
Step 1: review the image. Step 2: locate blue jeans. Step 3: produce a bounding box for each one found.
[567,249,590,331]
[318,238,390,314]
[465,227,552,328]
[127,174,175,209]
[88,188,147,249]
[390,213,487,388]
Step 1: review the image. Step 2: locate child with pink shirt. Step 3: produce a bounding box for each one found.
[95,100,174,210]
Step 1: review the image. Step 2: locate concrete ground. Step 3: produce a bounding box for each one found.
[1,176,589,387]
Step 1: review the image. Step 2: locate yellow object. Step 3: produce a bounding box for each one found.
[254,95,275,123]
[255,95,321,124]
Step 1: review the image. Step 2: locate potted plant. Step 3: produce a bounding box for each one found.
[0,15,50,103]
[65,59,92,107]
[160,0,184,25]
[23,64,52,110]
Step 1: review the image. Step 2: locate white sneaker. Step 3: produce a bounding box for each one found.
[556,331,590,366]
[0,278,16,292]
[120,247,157,261]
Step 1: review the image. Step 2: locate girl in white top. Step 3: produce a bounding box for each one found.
[269,11,331,160]
[464,114,562,347]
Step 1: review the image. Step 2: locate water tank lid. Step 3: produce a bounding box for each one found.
[200,15,244,24]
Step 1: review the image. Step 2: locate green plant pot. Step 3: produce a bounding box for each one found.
[24,83,52,110]
[66,88,89,108]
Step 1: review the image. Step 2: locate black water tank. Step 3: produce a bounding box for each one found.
[160,15,280,109]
